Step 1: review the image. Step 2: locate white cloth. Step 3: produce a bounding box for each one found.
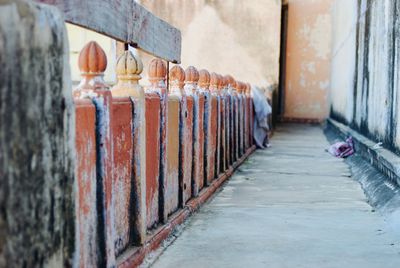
[251,87,272,148]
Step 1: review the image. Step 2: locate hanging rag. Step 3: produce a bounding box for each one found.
[251,87,272,149]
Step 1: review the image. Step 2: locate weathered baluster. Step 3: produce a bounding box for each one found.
[148,59,169,223]
[232,77,240,161]
[237,82,244,154]
[242,82,247,154]
[74,41,116,267]
[111,50,146,247]
[225,75,237,164]
[170,66,193,206]
[184,66,203,197]
[210,72,221,178]
[222,75,231,167]
[199,69,213,186]
[235,81,240,157]
[243,82,249,150]
[165,68,181,217]
[144,75,161,230]
[75,98,98,267]
[237,81,245,156]
[246,83,254,147]
[220,75,229,171]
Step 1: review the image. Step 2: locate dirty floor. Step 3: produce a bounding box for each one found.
[150,124,400,268]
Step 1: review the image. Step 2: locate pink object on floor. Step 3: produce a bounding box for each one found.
[328,137,354,158]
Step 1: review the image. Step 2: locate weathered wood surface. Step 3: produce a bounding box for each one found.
[192,93,205,195]
[112,50,147,246]
[34,0,182,63]
[165,96,180,217]
[0,1,75,266]
[75,99,98,267]
[111,98,134,256]
[145,93,161,229]
[182,96,194,204]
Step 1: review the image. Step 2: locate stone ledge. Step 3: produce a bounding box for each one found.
[327,118,400,188]
[326,119,400,218]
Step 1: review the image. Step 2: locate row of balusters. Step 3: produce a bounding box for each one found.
[73,41,254,267]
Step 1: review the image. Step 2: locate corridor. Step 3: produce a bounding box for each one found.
[149,124,400,268]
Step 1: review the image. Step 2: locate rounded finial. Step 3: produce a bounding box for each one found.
[185,66,199,83]
[246,83,252,95]
[198,69,210,88]
[235,81,241,93]
[148,58,167,82]
[224,75,236,88]
[116,50,143,80]
[78,41,107,75]
[218,74,226,90]
[169,65,185,87]
[237,81,245,93]
[210,72,220,88]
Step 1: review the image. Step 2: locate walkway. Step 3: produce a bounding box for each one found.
[150,124,400,268]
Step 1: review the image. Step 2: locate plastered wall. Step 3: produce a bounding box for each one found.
[330,0,400,152]
[284,0,334,121]
[139,0,282,89]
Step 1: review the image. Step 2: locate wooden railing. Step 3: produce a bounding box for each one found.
[33,0,181,63]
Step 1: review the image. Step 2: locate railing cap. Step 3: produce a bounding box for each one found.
[224,75,236,89]
[74,41,109,94]
[116,50,143,80]
[184,66,199,83]
[219,74,226,90]
[78,41,107,75]
[198,69,210,88]
[169,65,185,88]
[236,81,245,93]
[148,58,167,83]
[210,72,219,87]
[246,82,252,95]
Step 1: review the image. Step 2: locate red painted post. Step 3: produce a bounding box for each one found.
[199,70,217,185]
[225,75,238,164]
[73,41,116,267]
[244,83,249,150]
[186,97,195,201]
[75,99,98,267]
[246,83,254,146]
[165,71,180,217]
[144,91,161,229]
[199,69,214,186]
[245,82,251,150]
[237,81,245,156]
[111,50,147,247]
[148,59,169,223]
[242,82,247,154]
[185,66,204,197]
[219,75,229,171]
[235,81,242,157]
[111,98,133,254]
[222,75,231,168]
[170,66,193,206]
[210,73,221,178]
[232,77,240,162]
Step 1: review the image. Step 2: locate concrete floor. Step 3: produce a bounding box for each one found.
[150,124,400,268]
